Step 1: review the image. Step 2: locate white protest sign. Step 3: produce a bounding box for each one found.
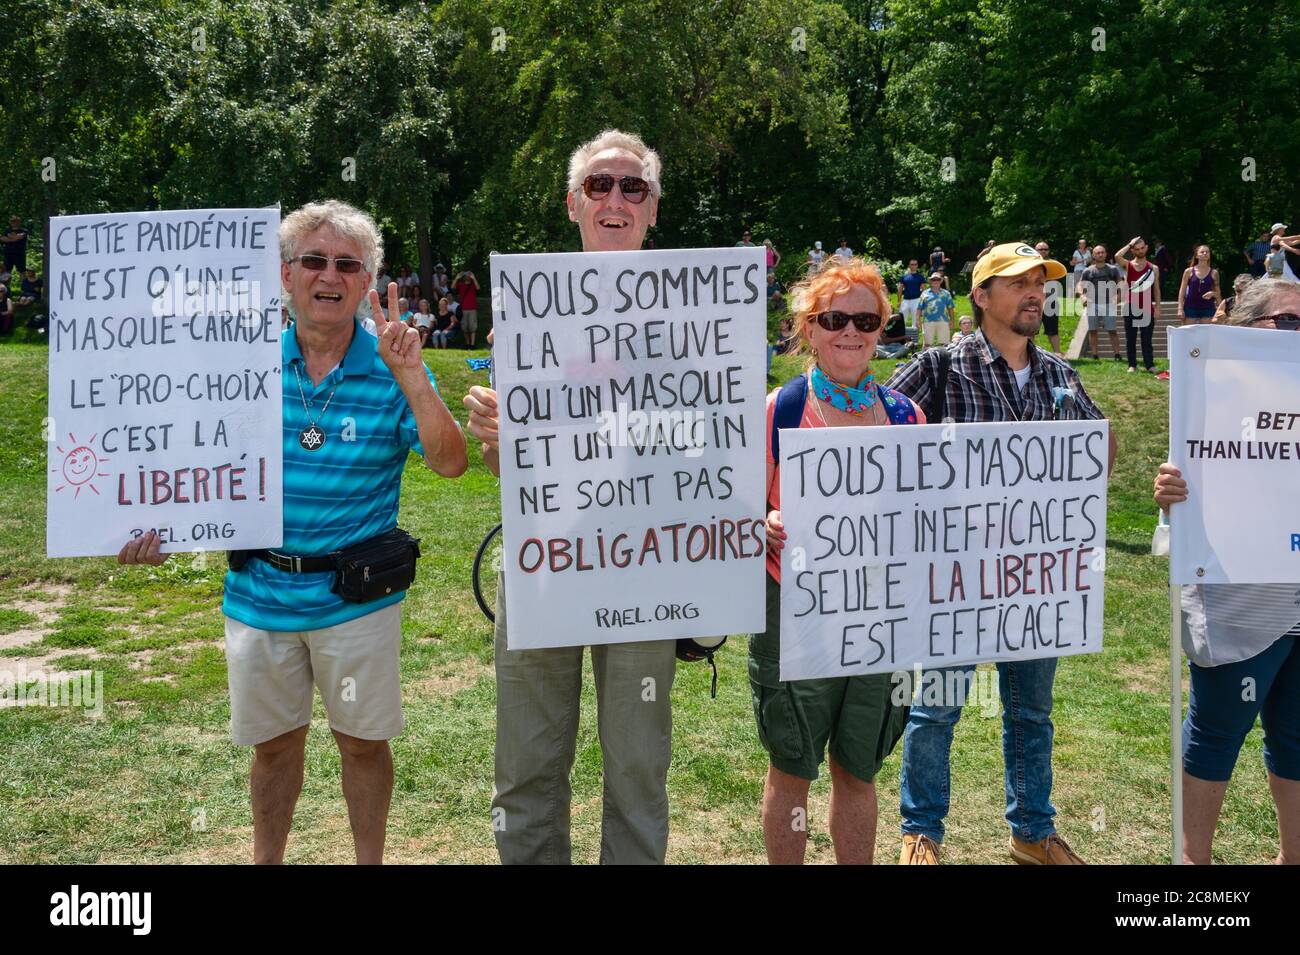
[779,420,1108,680]
[492,247,768,649]
[46,208,283,558]
[1169,324,1300,584]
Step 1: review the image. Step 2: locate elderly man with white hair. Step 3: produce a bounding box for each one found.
[118,199,468,864]
[464,129,676,864]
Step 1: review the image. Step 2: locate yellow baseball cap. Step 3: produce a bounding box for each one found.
[971,242,1067,288]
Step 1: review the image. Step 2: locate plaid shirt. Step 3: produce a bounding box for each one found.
[886,329,1105,424]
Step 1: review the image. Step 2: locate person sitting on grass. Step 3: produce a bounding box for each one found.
[873,306,912,360]
[17,268,43,306]
[0,283,14,334]
[410,297,435,347]
[1153,277,1300,866]
[430,296,457,348]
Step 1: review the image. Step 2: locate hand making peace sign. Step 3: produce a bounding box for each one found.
[369,282,424,376]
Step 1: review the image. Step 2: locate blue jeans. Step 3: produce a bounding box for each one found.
[899,658,1058,843]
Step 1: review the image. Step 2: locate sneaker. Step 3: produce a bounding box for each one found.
[1009,833,1085,865]
[1126,366,1136,373]
[1156,370,1170,381]
[1145,366,1157,373]
[900,833,942,865]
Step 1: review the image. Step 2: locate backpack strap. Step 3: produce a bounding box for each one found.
[877,385,921,425]
[928,347,951,423]
[770,373,809,465]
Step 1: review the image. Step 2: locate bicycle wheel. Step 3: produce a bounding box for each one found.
[472,522,503,624]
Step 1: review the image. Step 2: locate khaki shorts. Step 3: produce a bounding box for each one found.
[223,603,404,746]
[460,309,478,333]
[1086,309,1117,332]
[922,320,951,345]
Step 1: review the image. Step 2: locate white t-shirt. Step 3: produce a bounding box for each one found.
[414,311,434,329]
[809,250,825,266]
[836,246,852,259]
[1012,363,1031,392]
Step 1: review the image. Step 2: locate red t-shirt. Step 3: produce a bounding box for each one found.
[453,280,478,311]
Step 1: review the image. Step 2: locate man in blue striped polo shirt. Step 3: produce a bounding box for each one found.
[119,200,467,863]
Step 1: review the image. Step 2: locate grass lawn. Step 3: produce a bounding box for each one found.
[0,331,1282,865]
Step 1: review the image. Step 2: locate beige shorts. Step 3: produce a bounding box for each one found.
[460,309,478,333]
[922,320,951,345]
[223,603,404,746]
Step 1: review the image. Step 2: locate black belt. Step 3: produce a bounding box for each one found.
[249,549,335,573]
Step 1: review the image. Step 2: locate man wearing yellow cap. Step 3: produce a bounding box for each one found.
[886,242,1118,865]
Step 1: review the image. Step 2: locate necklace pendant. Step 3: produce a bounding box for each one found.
[300,425,326,451]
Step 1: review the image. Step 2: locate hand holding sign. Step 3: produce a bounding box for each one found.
[1153,463,1188,512]
[116,529,170,566]
[463,385,500,451]
[765,509,786,556]
[368,282,423,379]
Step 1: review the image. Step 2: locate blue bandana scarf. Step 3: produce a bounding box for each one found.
[811,364,877,414]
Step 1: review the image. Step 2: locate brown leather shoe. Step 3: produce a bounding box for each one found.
[899,833,942,865]
[1009,833,1085,865]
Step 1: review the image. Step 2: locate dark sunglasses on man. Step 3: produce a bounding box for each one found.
[288,254,365,274]
[1247,313,1300,331]
[815,311,882,333]
[582,173,651,204]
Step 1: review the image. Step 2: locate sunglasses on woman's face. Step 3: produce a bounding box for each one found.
[1248,313,1300,331]
[289,254,365,274]
[815,311,882,333]
[581,174,651,204]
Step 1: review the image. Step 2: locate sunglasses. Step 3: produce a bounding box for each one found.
[288,254,365,274]
[581,174,651,204]
[815,311,882,333]
[1248,313,1300,331]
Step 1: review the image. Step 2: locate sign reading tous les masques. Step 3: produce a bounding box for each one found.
[46,208,283,558]
[1169,324,1300,584]
[779,420,1108,680]
[491,247,768,649]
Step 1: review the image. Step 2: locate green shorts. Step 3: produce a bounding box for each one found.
[748,576,909,783]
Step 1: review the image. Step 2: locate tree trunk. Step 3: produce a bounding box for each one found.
[415,211,434,306]
[1117,184,1142,244]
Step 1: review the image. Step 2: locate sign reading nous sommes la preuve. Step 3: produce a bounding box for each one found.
[1169,323,1300,585]
[778,420,1109,681]
[491,247,768,649]
[45,208,283,558]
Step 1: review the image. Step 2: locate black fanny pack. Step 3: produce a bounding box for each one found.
[228,528,422,604]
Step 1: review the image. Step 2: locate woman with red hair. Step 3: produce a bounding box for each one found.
[754,256,922,864]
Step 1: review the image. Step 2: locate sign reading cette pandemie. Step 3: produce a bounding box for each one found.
[45,208,283,558]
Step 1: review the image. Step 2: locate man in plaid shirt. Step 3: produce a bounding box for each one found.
[887,242,1118,866]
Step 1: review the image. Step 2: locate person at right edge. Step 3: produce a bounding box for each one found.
[887,242,1119,865]
[1153,277,1300,865]
[463,129,674,864]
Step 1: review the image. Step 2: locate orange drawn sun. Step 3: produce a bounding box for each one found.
[51,433,110,498]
